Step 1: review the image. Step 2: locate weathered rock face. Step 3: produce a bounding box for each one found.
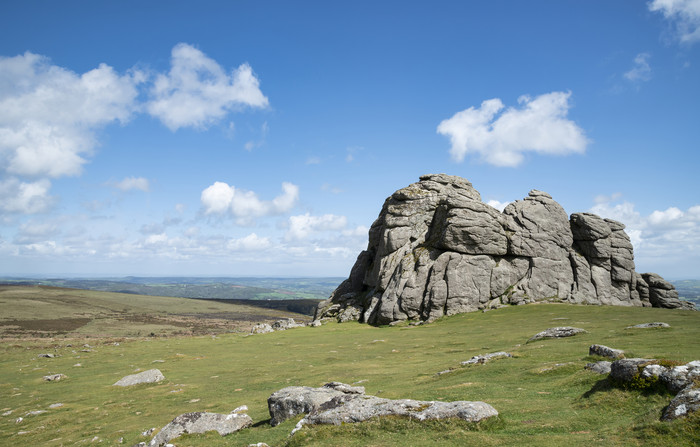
[315,174,692,325]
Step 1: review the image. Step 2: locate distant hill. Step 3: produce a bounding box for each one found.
[0,276,342,301]
[673,279,700,308]
[0,284,312,338]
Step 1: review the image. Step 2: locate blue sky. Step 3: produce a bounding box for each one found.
[1,1,699,278]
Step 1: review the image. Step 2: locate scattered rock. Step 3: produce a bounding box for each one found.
[48,403,63,409]
[662,386,700,421]
[27,410,46,416]
[660,361,700,393]
[461,352,512,365]
[248,444,270,447]
[609,358,655,383]
[625,322,670,329]
[141,428,156,437]
[609,359,700,421]
[268,382,365,426]
[314,174,691,325]
[589,344,625,359]
[308,320,322,327]
[250,323,274,334]
[148,410,253,446]
[113,369,165,387]
[272,318,304,331]
[38,353,57,358]
[585,361,612,374]
[528,327,587,342]
[43,374,67,382]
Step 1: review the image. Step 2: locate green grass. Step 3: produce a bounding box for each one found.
[1,303,699,446]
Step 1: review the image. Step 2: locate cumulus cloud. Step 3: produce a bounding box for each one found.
[115,176,150,192]
[590,197,700,265]
[0,52,142,179]
[201,181,299,222]
[649,0,700,44]
[624,53,652,82]
[0,178,53,214]
[437,91,588,167]
[486,199,511,212]
[147,43,268,131]
[286,213,348,240]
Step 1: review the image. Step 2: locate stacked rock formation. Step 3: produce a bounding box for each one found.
[315,174,693,325]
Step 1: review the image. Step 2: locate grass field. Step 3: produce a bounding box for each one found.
[1,293,699,446]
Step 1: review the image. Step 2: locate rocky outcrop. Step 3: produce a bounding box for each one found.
[315,174,692,324]
[113,369,165,387]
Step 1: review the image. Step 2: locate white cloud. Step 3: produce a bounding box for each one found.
[147,43,268,131]
[649,0,700,44]
[227,233,271,251]
[590,197,700,269]
[0,178,53,214]
[115,176,150,192]
[624,53,652,82]
[201,181,299,222]
[286,213,348,240]
[437,91,588,167]
[306,156,321,165]
[486,199,511,212]
[0,52,142,179]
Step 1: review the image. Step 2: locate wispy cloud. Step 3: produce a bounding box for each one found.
[147,43,269,131]
[649,0,700,44]
[115,176,150,192]
[437,91,588,167]
[285,213,348,240]
[624,53,652,83]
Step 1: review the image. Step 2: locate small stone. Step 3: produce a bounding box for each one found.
[113,369,164,387]
[49,403,63,409]
[585,361,612,374]
[43,374,67,382]
[528,327,587,342]
[626,322,670,329]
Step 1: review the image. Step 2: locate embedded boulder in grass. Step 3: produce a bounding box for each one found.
[302,394,498,426]
[585,361,612,375]
[528,327,587,342]
[113,369,165,387]
[461,352,512,365]
[626,322,670,329]
[43,373,67,381]
[268,382,366,426]
[149,407,252,447]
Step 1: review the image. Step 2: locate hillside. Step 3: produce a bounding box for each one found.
[0,277,342,301]
[1,303,698,446]
[0,285,311,338]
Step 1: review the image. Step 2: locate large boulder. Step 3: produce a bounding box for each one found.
[303,394,498,426]
[315,174,692,325]
[267,382,365,426]
[149,408,252,446]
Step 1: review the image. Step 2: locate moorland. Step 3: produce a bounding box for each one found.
[0,283,699,446]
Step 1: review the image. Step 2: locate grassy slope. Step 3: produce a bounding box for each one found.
[1,304,699,446]
[0,285,308,338]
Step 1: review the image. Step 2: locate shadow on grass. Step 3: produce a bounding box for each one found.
[581,378,613,398]
[252,418,272,427]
